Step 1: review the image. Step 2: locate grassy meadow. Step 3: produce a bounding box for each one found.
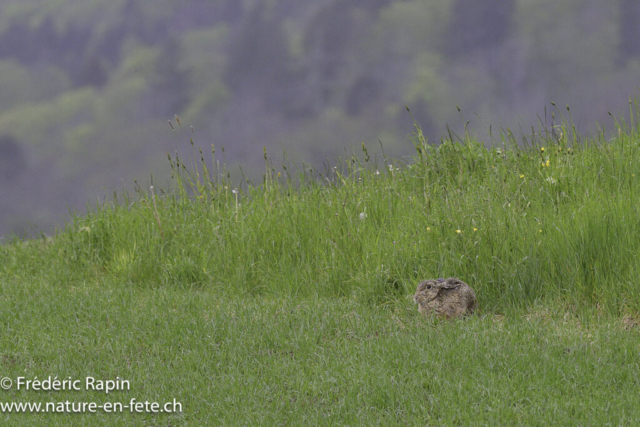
[2,105,640,425]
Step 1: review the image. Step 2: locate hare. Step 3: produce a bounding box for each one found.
[414,277,477,319]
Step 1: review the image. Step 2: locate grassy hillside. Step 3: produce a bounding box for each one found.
[1,110,640,424]
[7,108,640,313]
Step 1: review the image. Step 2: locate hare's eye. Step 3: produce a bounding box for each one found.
[426,285,431,289]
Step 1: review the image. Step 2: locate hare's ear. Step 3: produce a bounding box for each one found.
[440,282,461,290]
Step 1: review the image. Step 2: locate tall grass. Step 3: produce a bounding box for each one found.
[3,103,640,315]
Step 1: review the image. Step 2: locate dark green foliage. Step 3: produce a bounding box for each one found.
[345,76,381,117]
[620,0,640,58]
[224,3,289,91]
[147,36,191,116]
[76,53,109,88]
[448,0,515,54]
[0,0,638,241]
[0,19,94,84]
[0,134,26,182]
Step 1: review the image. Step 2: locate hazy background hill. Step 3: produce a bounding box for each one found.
[0,0,638,238]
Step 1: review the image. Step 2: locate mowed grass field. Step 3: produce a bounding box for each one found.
[2,108,640,425]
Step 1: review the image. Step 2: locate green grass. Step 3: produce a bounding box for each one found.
[2,105,640,424]
[0,284,639,425]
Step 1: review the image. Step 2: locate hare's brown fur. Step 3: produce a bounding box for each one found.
[414,277,476,319]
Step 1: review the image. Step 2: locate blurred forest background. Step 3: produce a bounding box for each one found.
[0,0,639,238]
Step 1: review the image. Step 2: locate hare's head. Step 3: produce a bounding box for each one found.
[414,278,443,304]
[413,279,451,303]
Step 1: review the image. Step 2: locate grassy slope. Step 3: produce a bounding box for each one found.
[2,113,640,425]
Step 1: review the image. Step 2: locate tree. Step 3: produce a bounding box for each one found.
[147,36,191,116]
[219,0,244,23]
[620,0,640,58]
[0,135,27,182]
[223,2,296,117]
[345,76,381,117]
[447,0,516,55]
[76,52,109,88]
[224,3,290,92]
